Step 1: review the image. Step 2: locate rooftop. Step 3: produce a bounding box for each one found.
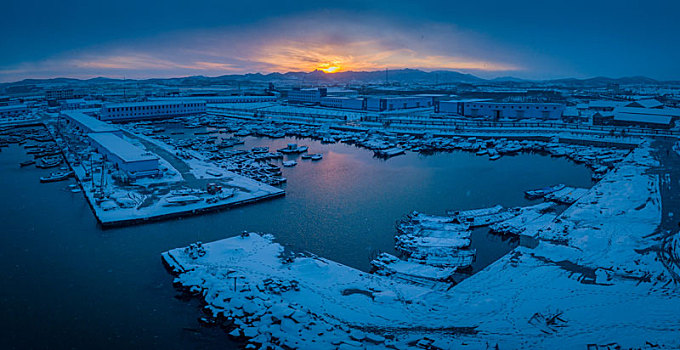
[62,111,119,133]
[88,133,159,163]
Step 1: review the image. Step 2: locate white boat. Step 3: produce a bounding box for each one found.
[278,143,308,154]
[40,171,73,183]
[163,195,203,206]
[371,253,456,286]
[282,160,297,167]
[375,147,405,158]
[310,154,323,161]
[524,184,566,199]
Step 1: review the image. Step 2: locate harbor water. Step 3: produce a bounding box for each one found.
[0,134,593,349]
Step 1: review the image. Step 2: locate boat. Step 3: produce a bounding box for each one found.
[374,147,405,158]
[524,184,566,199]
[40,171,73,183]
[371,253,456,287]
[278,143,308,154]
[251,147,269,154]
[163,195,203,206]
[488,149,501,160]
[301,154,312,159]
[475,149,488,156]
[282,160,297,167]
[407,248,476,269]
[36,156,62,168]
[20,160,35,167]
[310,154,323,161]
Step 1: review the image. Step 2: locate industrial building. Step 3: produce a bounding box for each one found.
[88,132,160,178]
[320,97,365,110]
[100,100,206,122]
[437,100,565,120]
[62,111,123,136]
[150,96,276,104]
[365,96,433,112]
[287,88,327,104]
[0,104,29,118]
[45,88,75,100]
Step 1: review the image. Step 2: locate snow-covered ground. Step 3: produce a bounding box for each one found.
[163,141,680,349]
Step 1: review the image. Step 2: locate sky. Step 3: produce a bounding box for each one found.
[1,0,679,82]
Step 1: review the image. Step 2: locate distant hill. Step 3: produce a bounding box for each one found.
[1,69,675,88]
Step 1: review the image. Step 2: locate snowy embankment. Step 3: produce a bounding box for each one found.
[162,142,680,349]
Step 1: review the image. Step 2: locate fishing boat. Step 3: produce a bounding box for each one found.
[163,195,203,206]
[301,153,312,159]
[371,253,456,287]
[488,149,501,160]
[524,184,566,199]
[251,147,269,154]
[40,171,73,183]
[278,143,308,154]
[36,156,62,168]
[282,160,297,167]
[20,160,35,167]
[374,147,405,158]
[407,248,476,269]
[310,154,323,161]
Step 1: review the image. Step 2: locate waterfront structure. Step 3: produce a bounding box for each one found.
[365,96,433,112]
[87,132,160,177]
[287,88,327,104]
[61,110,122,136]
[0,104,29,118]
[100,100,206,122]
[437,100,565,120]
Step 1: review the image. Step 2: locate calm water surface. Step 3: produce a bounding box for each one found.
[0,132,593,349]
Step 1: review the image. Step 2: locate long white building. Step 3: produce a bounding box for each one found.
[62,111,122,136]
[88,132,160,178]
[100,100,206,122]
[438,100,565,120]
[366,96,433,112]
[150,96,276,104]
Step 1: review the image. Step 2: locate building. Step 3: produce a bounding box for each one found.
[437,100,564,120]
[612,113,673,129]
[287,88,327,104]
[365,96,433,112]
[45,88,74,101]
[88,132,160,178]
[61,99,103,110]
[100,100,206,122]
[0,104,29,118]
[320,96,365,110]
[62,111,123,136]
[150,96,277,104]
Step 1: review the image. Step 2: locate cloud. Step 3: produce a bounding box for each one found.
[0,12,536,82]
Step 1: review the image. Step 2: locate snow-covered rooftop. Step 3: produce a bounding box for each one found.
[87,132,159,163]
[62,110,119,133]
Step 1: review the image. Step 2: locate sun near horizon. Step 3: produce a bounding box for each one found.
[318,62,342,73]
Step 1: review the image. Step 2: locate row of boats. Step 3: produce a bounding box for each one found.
[370,186,593,289]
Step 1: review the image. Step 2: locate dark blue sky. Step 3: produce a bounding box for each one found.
[2,0,679,82]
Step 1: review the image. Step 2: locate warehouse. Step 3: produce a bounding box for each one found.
[365,96,432,111]
[100,100,206,122]
[320,96,365,110]
[88,132,160,178]
[150,96,276,104]
[287,88,327,104]
[437,100,564,120]
[62,111,123,136]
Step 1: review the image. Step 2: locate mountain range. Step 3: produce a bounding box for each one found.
[1,69,676,88]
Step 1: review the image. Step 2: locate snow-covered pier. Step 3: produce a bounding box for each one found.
[163,141,680,349]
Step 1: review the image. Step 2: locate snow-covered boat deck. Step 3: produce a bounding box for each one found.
[162,141,680,349]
